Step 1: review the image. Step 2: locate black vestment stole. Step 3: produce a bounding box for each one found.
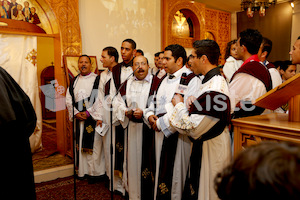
[69,75,100,157]
[156,73,196,200]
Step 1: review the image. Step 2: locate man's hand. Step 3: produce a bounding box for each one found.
[133,108,143,119]
[75,112,87,121]
[148,115,159,131]
[172,94,184,106]
[96,120,103,127]
[125,109,134,120]
[186,95,197,110]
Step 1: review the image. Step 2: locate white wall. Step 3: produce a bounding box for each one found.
[79,0,161,69]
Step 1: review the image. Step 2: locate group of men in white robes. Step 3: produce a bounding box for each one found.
[65,30,300,200]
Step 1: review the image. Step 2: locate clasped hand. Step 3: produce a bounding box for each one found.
[126,108,143,120]
[171,94,196,110]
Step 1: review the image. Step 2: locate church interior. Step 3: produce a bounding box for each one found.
[1,0,300,199]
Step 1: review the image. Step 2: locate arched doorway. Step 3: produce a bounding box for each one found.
[162,0,205,49]
[0,0,81,158]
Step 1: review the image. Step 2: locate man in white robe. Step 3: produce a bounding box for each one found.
[229,29,272,118]
[170,40,232,200]
[66,55,105,181]
[144,44,201,200]
[99,46,124,192]
[107,39,136,195]
[114,55,157,200]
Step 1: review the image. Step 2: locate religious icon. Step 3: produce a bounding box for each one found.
[29,7,40,24]
[23,1,31,22]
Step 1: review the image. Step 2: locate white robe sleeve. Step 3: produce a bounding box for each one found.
[169,102,219,140]
[229,73,267,112]
[156,76,201,137]
[113,92,129,128]
[65,87,79,121]
[86,90,103,121]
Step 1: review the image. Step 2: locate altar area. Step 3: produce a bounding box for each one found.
[233,73,300,156]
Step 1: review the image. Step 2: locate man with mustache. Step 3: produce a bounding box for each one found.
[66,55,105,183]
[114,55,164,199]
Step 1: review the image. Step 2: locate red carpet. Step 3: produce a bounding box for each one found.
[35,176,125,200]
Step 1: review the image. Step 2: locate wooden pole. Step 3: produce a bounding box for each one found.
[289,94,300,122]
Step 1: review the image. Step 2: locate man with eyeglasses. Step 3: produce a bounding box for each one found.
[113,55,163,199]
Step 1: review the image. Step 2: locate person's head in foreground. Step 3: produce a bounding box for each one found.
[215,141,300,200]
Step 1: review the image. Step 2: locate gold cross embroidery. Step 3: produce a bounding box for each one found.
[159,183,169,195]
[86,125,94,133]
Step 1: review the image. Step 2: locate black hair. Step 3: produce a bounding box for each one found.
[122,38,137,50]
[279,60,293,72]
[103,46,119,63]
[261,37,272,58]
[154,51,164,57]
[273,60,283,69]
[78,54,91,63]
[192,39,220,65]
[165,44,187,66]
[225,39,237,60]
[136,49,144,56]
[215,142,300,200]
[239,29,263,55]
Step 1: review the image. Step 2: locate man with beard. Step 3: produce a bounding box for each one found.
[66,55,105,182]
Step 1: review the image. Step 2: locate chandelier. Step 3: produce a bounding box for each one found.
[241,0,277,17]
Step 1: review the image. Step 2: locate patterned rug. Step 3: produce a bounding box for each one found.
[35,176,125,200]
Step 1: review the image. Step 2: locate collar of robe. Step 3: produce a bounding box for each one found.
[80,72,92,77]
[121,59,133,68]
[202,67,221,84]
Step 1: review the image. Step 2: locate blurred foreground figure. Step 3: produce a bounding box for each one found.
[0,66,37,199]
[215,141,300,200]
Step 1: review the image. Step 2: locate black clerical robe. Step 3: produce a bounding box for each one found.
[0,66,36,199]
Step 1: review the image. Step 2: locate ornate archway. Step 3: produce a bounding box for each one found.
[162,0,231,64]
[42,0,82,155]
[162,0,205,49]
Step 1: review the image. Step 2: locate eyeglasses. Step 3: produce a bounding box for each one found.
[134,62,147,67]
